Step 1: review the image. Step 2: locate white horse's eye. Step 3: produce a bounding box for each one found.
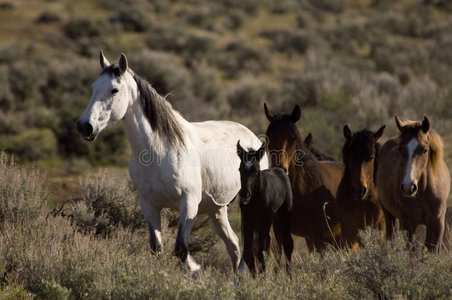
[111,88,119,94]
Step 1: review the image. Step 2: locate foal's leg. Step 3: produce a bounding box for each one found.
[208,206,241,271]
[258,219,272,274]
[139,194,162,253]
[425,217,445,253]
[242,227,257,277]
[174,194,200,272]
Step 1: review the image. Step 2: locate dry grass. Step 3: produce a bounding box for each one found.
[0,154,451,299]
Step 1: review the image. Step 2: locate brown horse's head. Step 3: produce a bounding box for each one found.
[342,125,385,199]
[264,103,302,173]
[395,115,434,197]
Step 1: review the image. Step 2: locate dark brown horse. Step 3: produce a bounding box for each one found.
[304,133,336,161]
[264,103,344,251]
[336,125,386,249]
[377,115,450,253]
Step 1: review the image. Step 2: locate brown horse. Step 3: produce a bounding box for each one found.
[264,103,344,251]
[336,125,386,249]
[377,115,450,253]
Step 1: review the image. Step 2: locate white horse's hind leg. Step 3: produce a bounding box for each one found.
[139,194,162,253]
[208,206,241,272]
[175,195,199,271]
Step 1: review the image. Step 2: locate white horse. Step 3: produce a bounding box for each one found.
[77,51,268,272]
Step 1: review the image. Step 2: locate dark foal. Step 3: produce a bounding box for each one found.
[336,125,386,249]
[237,141,293,277]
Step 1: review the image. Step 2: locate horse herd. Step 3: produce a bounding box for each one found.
[77,51,450,276]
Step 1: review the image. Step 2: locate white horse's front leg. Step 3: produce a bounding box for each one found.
[208,206,241,272]
[174,193,200,272]
[139,193,162,253]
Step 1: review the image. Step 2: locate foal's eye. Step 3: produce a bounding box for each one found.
[111,88,119,94]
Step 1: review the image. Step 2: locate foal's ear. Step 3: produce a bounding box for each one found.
[304,133,313,147]
[119,53,128,75]
[236,140,246,161]
[395,115,403,131]
[255,142,266,162]
[291,105,301,123]
[343,125,353,140]
[264,103,275,122]
[422,116,430,133]
[373,125,385,142]
[100,50,110,69]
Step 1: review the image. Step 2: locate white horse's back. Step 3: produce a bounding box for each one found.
[192,120,268,209]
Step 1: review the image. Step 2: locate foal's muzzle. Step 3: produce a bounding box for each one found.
[239,190,251,205]
[77,120,96,141]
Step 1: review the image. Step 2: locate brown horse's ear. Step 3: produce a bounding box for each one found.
[422,116,430,133]
[291,105,301,123]
[304,133,313,147]
[343,125,353,140]
[373,125,385,142]
[100,50,110,69]
[255,142,266,162]
[395,115,403,131]
[119,53,128,75]
[264,103,275,122]
[237,140,246,161]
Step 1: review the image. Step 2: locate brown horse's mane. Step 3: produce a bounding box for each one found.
[287,121,324,189]
[398,119,444,174]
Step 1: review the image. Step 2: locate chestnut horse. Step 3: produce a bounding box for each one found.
[264,104,344,251]
[377,115,450,253]
[336,125,386,249]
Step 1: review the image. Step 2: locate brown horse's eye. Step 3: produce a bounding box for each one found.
[423,148,428,154]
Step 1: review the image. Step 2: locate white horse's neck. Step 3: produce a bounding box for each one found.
[121,72,188,160]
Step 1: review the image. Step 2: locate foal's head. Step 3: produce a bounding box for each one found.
[342,125,385,199]
[395,115,433,197]
[264,103,302,172]
[237,141,266,205]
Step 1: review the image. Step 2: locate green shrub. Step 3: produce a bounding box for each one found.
[111,8,151,32]
[260,28,309,54]
[309,0,346,13]
[69,172,144,236]
[64,18,111,40]
[0,152,46,227]
[0,129,58,161]
[220,38,272,77]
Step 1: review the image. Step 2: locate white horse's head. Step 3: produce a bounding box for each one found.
[77,51,134,141]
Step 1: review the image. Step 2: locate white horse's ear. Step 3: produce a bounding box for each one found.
[373,125,385,142]
[343,125,353,140]
[119,53,128,75]
[395,115,403,131]
[100,50,110,69]
[422,116,430,133]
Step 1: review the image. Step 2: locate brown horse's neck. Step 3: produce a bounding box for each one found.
[287,137,324,193]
